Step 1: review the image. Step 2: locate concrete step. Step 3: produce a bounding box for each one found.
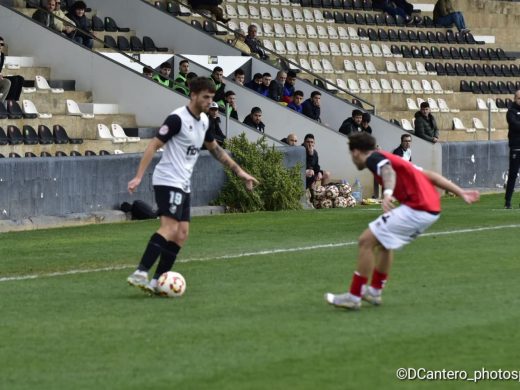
[19,91,93,112]
[436,129,508,143]
[2,67,51,80]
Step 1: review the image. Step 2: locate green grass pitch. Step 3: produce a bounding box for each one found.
[1,194,520,389]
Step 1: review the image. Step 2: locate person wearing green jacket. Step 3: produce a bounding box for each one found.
[414,102,439,143]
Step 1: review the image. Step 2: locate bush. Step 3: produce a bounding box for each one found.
[214,133,304,212]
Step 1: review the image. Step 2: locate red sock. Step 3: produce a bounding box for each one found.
[371,269,388,290]
[349,272,368,297]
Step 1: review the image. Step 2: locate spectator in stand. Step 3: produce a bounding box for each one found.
[174,59,190,93]
[282,70,297,104]
[187,0,230,23]
[281,133,299,145]
[219,90,239,120]
[153,62,175,88]
[174,72,198,96]
[0,37,24,102]
[245,24,268,60]
[210,66,226,107]
[303,133,330,189]
[54,0,76,37]
[268,70,287,102]
[258,73,271,97]
[373,0,414,22]
[231,29,252,56]
[339,109,363,136]
[232,68,245,86]
[504,90,520,209]
[245,72,262,92]
[32,0,59,31]
[142,66,153,78]
[393,133,412,162]
[361,113,373,134]
[302,91,322,122]
[414,101,439,143]
[287,90,304,113]
[433,0,469,33]
[208,101,226,146]
[243,107,265,133]
[66,1,93,49]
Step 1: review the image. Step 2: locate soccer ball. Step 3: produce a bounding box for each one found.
[313,185,326,200]
[346,195,357,208]
[334,196,348,208]
[320,199,333,208]
[157,271,186,297]
[337,183,352,197]
[325,185,339,199]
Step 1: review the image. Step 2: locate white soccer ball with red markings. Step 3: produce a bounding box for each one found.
[346,195,357,208]
[313,185,326,200]
[157,271,186,297]
[334,196,348,208]
[320,199,334,208]
[337,183,352,197]
[325,185,339,199]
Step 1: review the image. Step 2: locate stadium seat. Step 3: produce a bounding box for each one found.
[91,15,104,31]
[406,61,417,75]
[347,78,360,93]
[142,36,168,52]
[6,100,23,119]
[411,79,423,94]
[445,63,456,76]
[40,151,52,157]
[359,78,371,93]
[99,150,111,156]
[22,100,51,119]
[53,125,83,144]
[112,123,140,143]
[406,97,418,110]
[85,150,97,156]
[104,17,130,32]
[391,79,403,93]
[455,63,465,76]
[422,80,433,94]
[37,125,54,144]
[380,78,392,93]
[98,123,125,143]
[0,126,8,145]
[24,152,36,158]
[66,99,95,119]
[385,60,397,73]
[7,125,23,145]
[401,118,414,131]
[360,43,372,56]
[104,35,117,49]
[22,125,39,145]
[401,79,413,93]
[35,75,64,93]
[427,97,439,112]
[432,80,446,94]
[70,150,82,157]
[55,151,68,157]
[9,152,21,158]
[453,117,475,132]
[117,36,131,51]
[370,43,382,57]
[354,59,366,74]
[344,59,355,72]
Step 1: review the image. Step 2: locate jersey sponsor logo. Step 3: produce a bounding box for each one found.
[158,125,169,135]
[186,145,199,156]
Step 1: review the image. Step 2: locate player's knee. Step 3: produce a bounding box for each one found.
[175,226,189,243]
[358,230,375,248]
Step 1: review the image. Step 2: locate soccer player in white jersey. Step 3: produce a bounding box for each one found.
[126,77,258,294]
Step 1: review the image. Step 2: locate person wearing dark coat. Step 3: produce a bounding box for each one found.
[243,107,265,133]
[301,91,321,122]
[392,133,412,162]
[66,1,93,48]
[414,102,439,143]
[268,70,286,102]
[0,37,24,101]
[339,109,364,136]
[188,0,229,23]
[32,0,58,31]
[504,91,520,208]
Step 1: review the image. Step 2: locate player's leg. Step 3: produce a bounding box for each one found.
[363,245,393,305]
[505,149,520,208]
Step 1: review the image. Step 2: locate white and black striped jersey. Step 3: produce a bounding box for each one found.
[152,106,214,192]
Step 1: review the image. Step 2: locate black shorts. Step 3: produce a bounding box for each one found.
[154,185,191,222]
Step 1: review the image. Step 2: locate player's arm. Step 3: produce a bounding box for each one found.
[204,140,259,191]
[423,170,480,204]
[380,164,397,212]
[128,137,165,193]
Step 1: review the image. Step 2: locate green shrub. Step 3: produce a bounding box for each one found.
[214,133,304,212]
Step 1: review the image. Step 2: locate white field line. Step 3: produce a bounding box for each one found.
[1,223,519,283]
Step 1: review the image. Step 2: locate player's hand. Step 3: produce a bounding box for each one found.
[238,171,259,191]
[461,190,480,204]
[127,177,141,194]
[382,194,395,213]
[306,169,314,178]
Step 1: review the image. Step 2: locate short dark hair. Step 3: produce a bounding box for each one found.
[251,107,262,114]
[401,133,412,141]
[262,72,271,78]
[225,90,236,98]
[72,1,87,10]
[234,68,245,76]
[420,102,430,109]
[179,59,189,67]
[143,66,153,74]
[352,109,363,118]
[189,77,217,94]
[348,132,377,152]
[287,70,297,78]
[293,90,304,98]
[213,66,223,73]
[253,73,263,81]
[311,91,321,98]
[186,72,198,80]
[159,61,172,69]
[362,113,371,123]
[304,133,315,141]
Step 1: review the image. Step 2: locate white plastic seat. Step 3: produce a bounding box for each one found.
[295,24,306,38]
[427,97,440,112]
[416,97,425,107]
[395,60,407,75]
[487,98,500,113]
[330,42,341,56]
[369,79,382,94]
[347,78,360,94]
[416,62,427,75]
[406,97,419,110]
[359,78,371,93]
[319,41,330,56]
[179,4,192,15]
[286,40,298,55]
[338,27,349,40]
[473,117,495,132]
[453,117,475,132]
[306,25,317,39]
[325,79,339,92]
[354,60,366,74]
[438,98,459,113]
[360,43,372,57]
[386,61,397,73]
[228,21,239,31]
[274,40,286,55]
[308,41,319,55]
[112,123,140,142]
[344,60,355,73]
[296,41,308,55]
[411,80,423,94]
[380,78,393,93]
[336,78,348,91]
[322,59,335,74]
[35,75,64,93]
[476,98,487,111]
[22,99,52,119]
[314,9,324,23]
[22,87,36,93]
[237,5,249,18]
[317,26,328,39]
[401,119,414,131]
[401,80,413,94]
[299,58,311,72]
[303,8,314,22]
[311,59,323,73]
[225,5,237,18]
[282,8,293,21]
[340,42,351,56]
[259,0,268,4]
[351,42,362,57]
[364,60,378,75]
[263,23,274,37]
[271,7,282,20]
[66,99,95,119]
[432,80,448,94]
[248,5,259,18]
[293,8,303,21]
[347,26,359,40]
[271,0,281,4]
[260,6,271,19]
[391,79,403,93]
[284,23,296,37]
[280,0,290,4]
[381,43,393,58]
[239,22,249,34]
[262,39,275,53]
[405,61,417,75]
[98,123,126,143]
[370,43,382,57]
[422,79,434,94]
[327,26,338,40]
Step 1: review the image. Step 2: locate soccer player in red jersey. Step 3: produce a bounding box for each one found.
[325,133,480,310]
